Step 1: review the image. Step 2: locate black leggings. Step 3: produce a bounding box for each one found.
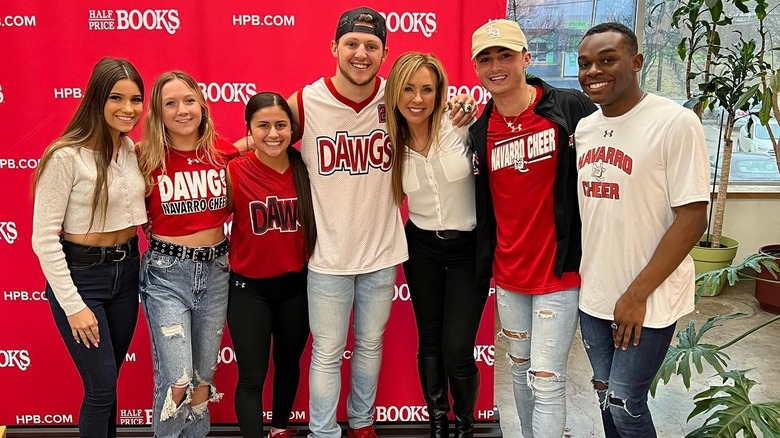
[404,221,489,378]
[227,268,309,435]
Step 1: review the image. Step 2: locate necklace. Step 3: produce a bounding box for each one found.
[409,132,432,157]
[168,146,200,165]
[502,86,536,132]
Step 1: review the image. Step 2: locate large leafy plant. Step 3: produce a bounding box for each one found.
[651,255,780,436]
[652,312,780,436]
[751,0,780,171]
[657,0,728,118]
[690,370,780,437]
[693,32,764,249]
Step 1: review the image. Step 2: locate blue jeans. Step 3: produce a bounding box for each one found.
[496,286,579,438]
[48,238,140,438]
[579,311,676,438]
[140,248,230,438]
[306,267,397,438]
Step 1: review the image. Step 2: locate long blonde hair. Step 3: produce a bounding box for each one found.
[138,71,222,194]
[385,52,449,205]
[33,57,144,230]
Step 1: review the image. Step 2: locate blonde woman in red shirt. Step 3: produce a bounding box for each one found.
[137,71,239,438]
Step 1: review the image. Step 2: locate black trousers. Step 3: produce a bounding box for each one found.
[403,221,489,378]
[227,268,310,435]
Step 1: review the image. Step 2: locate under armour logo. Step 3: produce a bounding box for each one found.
[506,121,522,132]
[234,281,245,288]
[486,24,501,39]
[187,158,200,165]
[604,130,614,137]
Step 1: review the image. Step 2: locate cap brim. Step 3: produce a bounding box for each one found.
[471,42,526,60]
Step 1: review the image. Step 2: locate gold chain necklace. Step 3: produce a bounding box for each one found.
[409,133,432,156]
[502,86,536,132]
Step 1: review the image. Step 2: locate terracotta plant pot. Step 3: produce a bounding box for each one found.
[755,244,780,314]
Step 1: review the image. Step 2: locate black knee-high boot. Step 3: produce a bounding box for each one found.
[449,372,479,438]
[418,356,450,438]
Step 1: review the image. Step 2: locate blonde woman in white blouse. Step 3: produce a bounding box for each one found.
[386,52,487,438]
[31,58,147,438]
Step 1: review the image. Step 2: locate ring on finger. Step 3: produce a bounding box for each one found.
[463,103,473,113]
[610,322,619,330]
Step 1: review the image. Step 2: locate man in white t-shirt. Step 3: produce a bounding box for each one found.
[575,23,710,437]
[282,8,476,438]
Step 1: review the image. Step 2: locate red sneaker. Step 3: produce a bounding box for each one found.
[268,429,292,438]
[347,425,378,438]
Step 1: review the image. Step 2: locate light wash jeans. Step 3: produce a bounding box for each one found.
[306,267,397,438]
[496,286,579,438]
[140,249,230,438]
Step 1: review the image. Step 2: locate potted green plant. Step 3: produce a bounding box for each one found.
[694,252,780,303]
[651,255,780,436]
[683,2,766,295]
[662,0,755,295]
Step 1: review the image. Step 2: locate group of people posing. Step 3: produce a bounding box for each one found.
[31,6,710,438]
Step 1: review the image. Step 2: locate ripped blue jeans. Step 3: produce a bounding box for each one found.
[140,249,229,438]
[495,286,579,438]
[579,311,676,438]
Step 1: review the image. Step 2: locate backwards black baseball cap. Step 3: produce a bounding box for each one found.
[335,7,387,45]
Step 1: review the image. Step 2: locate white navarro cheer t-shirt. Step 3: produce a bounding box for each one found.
[575,93,710,328]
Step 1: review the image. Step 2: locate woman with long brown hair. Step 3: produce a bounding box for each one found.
[226,92,316,438]
[137,71,239,438]
[32,57,147,438]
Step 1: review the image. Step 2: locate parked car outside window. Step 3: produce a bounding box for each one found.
[710,151,780,183]
[737,116,780,156]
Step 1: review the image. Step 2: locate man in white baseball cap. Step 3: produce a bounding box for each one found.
[469,18,597,438]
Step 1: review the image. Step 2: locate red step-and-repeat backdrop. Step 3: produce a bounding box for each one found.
[0,0,504,428]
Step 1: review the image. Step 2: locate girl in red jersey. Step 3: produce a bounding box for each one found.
[227,92,316,438]
[137,71,239,438]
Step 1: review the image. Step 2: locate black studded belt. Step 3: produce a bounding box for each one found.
[150,237,229,262]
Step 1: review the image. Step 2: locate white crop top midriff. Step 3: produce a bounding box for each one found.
[31,136,147,315]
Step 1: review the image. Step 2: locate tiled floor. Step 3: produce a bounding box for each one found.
[493,279,780,437]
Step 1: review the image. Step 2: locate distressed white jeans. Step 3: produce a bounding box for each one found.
[496,286,579,438]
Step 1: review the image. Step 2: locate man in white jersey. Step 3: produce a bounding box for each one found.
[575,23,710,437]
[285,8,476,438]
